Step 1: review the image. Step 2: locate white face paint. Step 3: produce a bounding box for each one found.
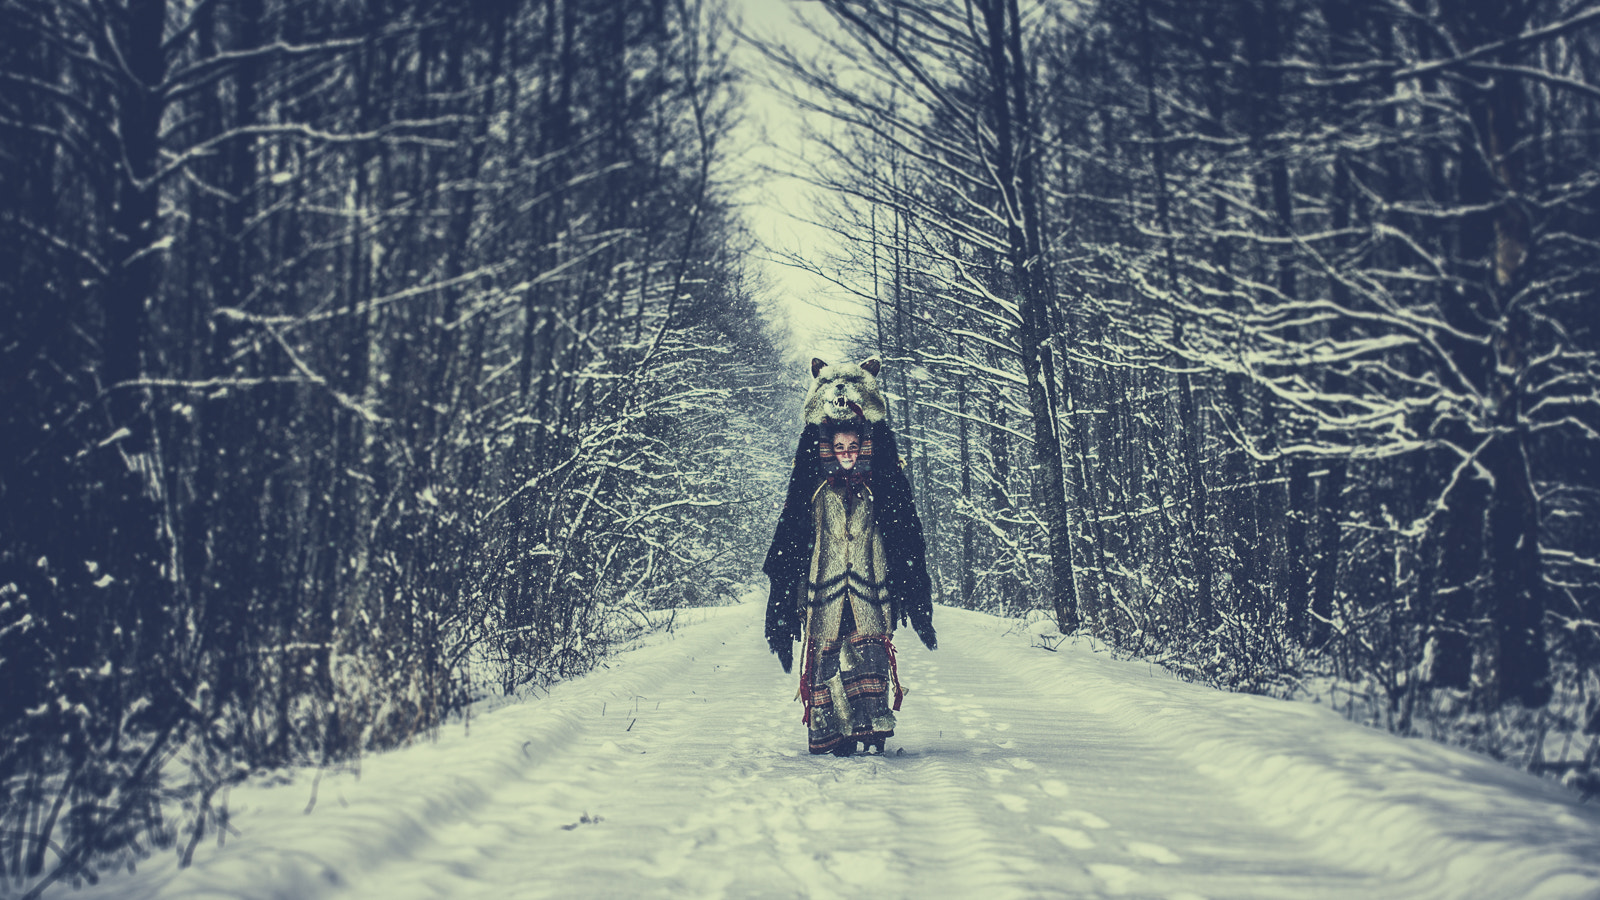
[831,432,861,470]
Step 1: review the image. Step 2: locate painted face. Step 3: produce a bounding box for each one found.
[831,432,861,470]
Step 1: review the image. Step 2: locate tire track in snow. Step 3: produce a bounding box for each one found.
[917,608,1376,899]
[93,601,1600,900]
[342,603,1099,899]
[487,607,1036,899]
[89,607,752,900]
[951,610,1600,900]
[350,600,1374,899]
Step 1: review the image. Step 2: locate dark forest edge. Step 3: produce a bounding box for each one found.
[0,0,796,893]
[4,0,1600,894]
[748,0,1600,810]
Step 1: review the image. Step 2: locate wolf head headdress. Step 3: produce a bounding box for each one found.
[804,357,888,425]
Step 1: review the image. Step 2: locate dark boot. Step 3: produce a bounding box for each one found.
[830,739,857,757]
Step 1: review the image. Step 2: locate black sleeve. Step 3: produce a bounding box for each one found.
[765,580,799,672]
[872,427,936,649]
[764,426,821,660]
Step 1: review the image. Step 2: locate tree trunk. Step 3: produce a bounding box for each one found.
[1436,0,1550,708]
[980,0,1078,630]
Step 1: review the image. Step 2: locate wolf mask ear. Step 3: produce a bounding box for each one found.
[811,358,828,379]
[860,356,881,377]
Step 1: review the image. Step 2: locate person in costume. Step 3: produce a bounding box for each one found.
[764,358,936,757]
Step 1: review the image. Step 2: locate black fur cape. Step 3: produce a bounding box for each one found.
[763,421,936,672]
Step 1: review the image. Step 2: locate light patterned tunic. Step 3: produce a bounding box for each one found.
[806,478,891,640]
[801,477,898,751]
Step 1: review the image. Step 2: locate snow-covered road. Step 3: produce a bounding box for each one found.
[88,600,1600,899]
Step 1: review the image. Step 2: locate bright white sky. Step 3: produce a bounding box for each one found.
[725,0,862,365]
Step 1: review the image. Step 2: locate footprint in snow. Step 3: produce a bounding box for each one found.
[1127,841,1182,864]
[994,793,1029,813]
[1087,862,1138,895]
[1037,778,1070,798]
[1057,809,1109,829]
[1038,825,1094,850]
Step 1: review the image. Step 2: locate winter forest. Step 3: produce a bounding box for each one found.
[2,0,1599,893]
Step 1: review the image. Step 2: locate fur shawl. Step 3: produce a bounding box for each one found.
[764,421,936,669]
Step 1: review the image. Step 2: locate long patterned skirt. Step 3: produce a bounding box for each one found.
[803,627,901,754]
